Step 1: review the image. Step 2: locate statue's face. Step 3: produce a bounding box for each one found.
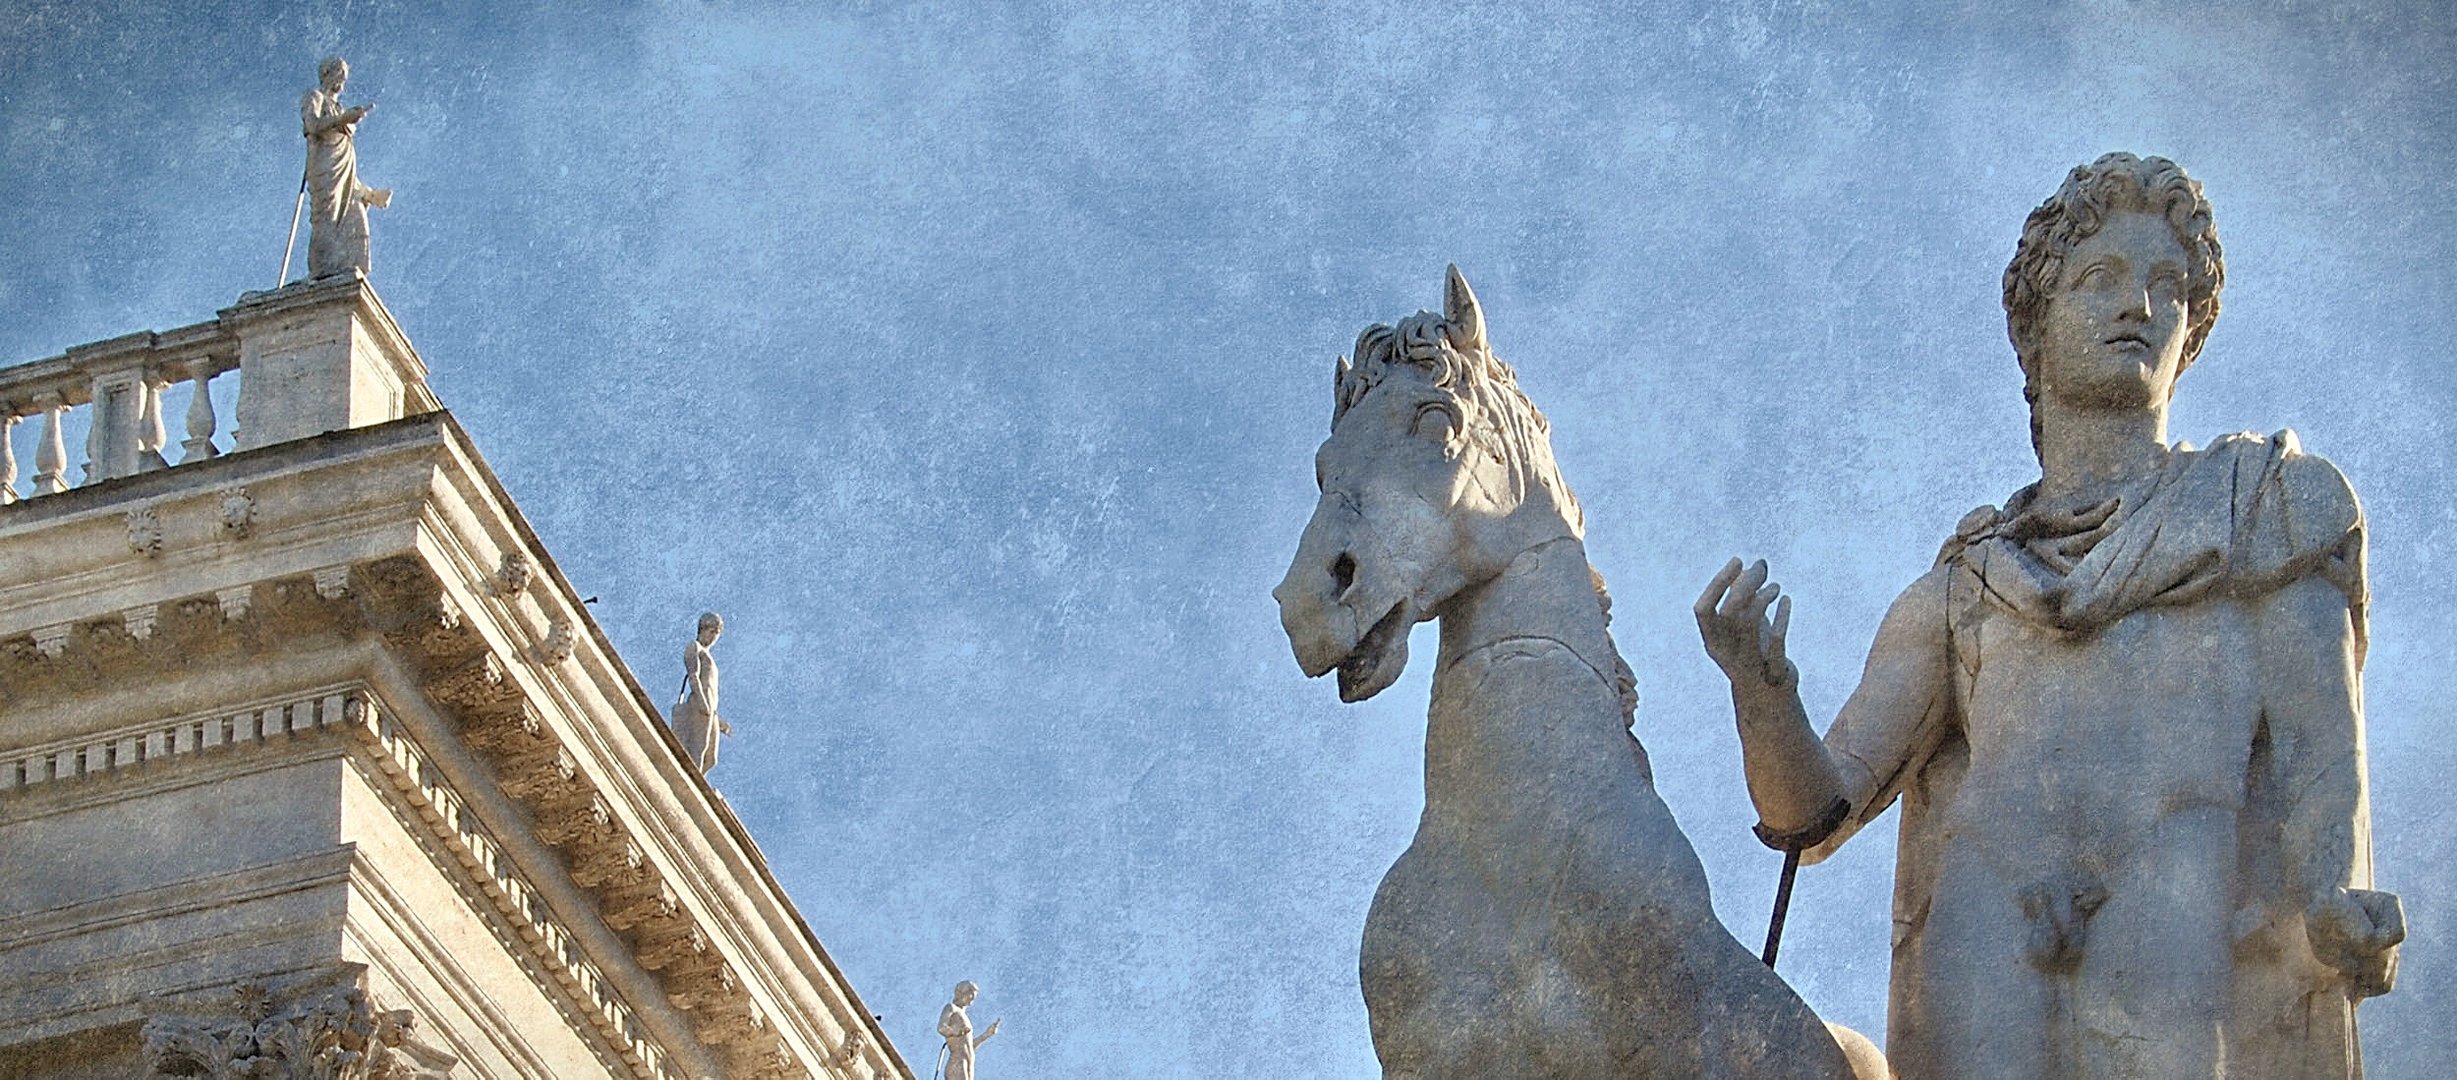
[323,62,348,91]
[2034,209,2192,410]
[955,985,978,1006]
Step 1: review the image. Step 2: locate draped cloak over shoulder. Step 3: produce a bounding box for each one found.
[1809,431,2377,1077]
[301,87,379,278]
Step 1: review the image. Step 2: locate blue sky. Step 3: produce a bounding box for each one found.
[4,2,2453,1075]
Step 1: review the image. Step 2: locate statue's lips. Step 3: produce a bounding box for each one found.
[1336,599,1412,702]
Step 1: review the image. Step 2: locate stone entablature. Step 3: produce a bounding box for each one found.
[1,285,909,1079]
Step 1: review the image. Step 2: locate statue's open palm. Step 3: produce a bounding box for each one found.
[1696,558,1795,691]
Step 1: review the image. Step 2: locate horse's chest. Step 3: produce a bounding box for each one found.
[1361,837,1607,1067]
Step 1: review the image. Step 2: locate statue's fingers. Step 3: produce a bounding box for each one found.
[1767,595,1792,666]
[1720,560,1770,619]
[1697,557,1744,619]
[1746,581,1781,626]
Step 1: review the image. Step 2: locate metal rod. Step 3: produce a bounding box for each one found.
[1762,848,1802,967]
[278,167,309,285]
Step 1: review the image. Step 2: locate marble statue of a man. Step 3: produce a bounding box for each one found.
[1697,153,2402,1078]
[935,981,999,1080]
[670,611,729,771]
[301,56,392,280]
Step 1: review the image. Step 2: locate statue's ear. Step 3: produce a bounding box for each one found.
[1444,264,1486,355]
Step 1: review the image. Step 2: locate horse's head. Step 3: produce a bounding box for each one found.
[1275,266,1584,702]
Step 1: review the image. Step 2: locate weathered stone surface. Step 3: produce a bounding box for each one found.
[300,57,392,281]
[140,971,458,1079]
[669,612,725,772]
[934,982,998,1080]
[1697,154,2401,1079]
[2,286,910,1079]
[1276,267,1868,1078]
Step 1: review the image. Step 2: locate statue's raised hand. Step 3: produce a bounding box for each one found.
[1695,558,1795,691]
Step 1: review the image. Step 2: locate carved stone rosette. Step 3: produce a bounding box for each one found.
[140,977,458,1079]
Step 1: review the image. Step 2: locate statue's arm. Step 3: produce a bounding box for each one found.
[300,93,368,136]
[1804,564,1955,860]
[1697,560,1950,858]
[2256,455,2402,995]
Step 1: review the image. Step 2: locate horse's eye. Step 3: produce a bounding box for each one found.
[1413,403,1458,442]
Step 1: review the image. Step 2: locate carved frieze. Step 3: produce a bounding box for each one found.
[219,486,254,537]
[494,550,534,598]
[427,653,511,710]
[314,565,353,600]
[126,505,164,556]
[139,976,458,1079]
[0,548,835,1076]
[123,604,159,641]
[537,616,577,665]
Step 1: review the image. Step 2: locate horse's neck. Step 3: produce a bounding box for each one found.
[1423,536,1632,821]
[1435,534,1614,679]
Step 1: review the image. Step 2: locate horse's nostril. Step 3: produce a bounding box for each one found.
[1330,553,1357,595]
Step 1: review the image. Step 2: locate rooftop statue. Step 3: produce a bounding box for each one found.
[936,980,1000,1080]
[671,611,730,771]
[1697,153,2404,1078]
[300,56,391,280]
[1275,267,1882,1078]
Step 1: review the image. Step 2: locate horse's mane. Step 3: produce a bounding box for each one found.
[1333,309,1585,539]
[1332,306,1639,722]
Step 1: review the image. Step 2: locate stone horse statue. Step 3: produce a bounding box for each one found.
[1275,267,1883,1078]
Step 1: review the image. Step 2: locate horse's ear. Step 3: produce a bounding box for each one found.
[1444,264,1486,355]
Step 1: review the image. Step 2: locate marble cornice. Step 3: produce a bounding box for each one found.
[0,419,902,1079]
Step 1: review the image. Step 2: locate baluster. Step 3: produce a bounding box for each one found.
[80,384,103,486]
[138,376,169,472]
[1,413,17,505]
[32,393,68,495]
[182,364,220,462]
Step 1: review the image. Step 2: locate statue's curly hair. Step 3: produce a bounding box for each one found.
[2003,153,2225,459]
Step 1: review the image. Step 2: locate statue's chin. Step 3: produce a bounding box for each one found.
[1336,601,1412,702]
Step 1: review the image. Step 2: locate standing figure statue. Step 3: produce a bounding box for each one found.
[1276,267,1877,1078]
[935,981,999,1080]
[300,56,392,280]
[670,611,730,771]
[1697,153,2403,1079]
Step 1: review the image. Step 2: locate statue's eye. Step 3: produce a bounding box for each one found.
[1413,402,1460,442]
[2075,264,2113,289]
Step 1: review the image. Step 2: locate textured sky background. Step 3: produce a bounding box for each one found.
[4,2,2453,1075]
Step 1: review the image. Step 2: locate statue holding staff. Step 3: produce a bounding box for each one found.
[1697,153,2403,1078]
[300,56,391,280]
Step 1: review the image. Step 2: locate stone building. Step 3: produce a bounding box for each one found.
[0,276,910,1079]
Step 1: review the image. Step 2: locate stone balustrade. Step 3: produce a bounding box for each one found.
[0,274,436,507]
[0,332,239,503]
